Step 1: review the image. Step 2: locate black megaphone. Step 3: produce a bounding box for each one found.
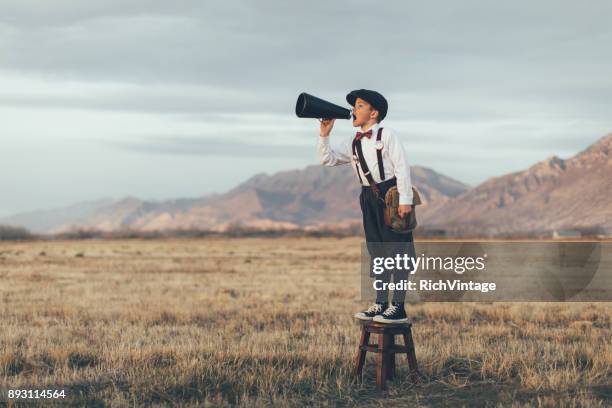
[295,92,351,120]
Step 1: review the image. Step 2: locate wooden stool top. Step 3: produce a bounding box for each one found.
[357,320,412,334]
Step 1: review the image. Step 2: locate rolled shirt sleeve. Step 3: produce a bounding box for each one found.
[318,135,352,166]
[386,129,413,205]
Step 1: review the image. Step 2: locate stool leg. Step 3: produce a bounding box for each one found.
[387,335,396,380]
[354,326,370,381]
[402,326,420,383]
[376,333,391,390]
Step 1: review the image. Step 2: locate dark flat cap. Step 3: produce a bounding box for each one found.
[346,89,388,121]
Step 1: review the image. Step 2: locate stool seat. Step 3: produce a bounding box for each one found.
[354,320,420,390]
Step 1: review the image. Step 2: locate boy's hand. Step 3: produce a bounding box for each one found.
[319,119,335,137]
[398,205,412,218]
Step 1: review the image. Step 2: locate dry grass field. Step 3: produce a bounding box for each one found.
[0,237,610,407]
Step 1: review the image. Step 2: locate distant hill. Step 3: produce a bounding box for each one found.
[0,198,115,233]
[2,134,610,237]
[0,165,468,234]
[421,134,612,236]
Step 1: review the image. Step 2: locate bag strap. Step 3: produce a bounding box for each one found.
[353,137,380,196]
[376,127,385,181]
[351,138,364,185]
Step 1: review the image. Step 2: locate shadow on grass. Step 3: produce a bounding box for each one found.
[351,362,610,407]
[3,358,609,407]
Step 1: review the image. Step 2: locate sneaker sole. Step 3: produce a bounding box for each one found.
[372,316,409,324]
[354,313,374,321]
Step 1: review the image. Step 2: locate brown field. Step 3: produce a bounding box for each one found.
[0,237,610,407]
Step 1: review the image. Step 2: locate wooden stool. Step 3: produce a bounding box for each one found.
[354,321,420,390]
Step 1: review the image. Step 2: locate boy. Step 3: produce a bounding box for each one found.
[318,89,415,323]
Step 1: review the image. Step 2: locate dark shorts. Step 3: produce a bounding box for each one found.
[360,177,416,278]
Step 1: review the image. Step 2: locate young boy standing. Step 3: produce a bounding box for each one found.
[318,89,415,324]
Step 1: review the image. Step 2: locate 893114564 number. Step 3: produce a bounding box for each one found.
[8,389,66,399]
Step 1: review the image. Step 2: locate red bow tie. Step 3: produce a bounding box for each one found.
[355,129,373,140]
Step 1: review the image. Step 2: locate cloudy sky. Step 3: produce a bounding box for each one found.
[1,1,611,217]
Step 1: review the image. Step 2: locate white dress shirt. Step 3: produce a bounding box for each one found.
[318,122,413,205]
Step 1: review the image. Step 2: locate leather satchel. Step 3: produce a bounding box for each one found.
[383,186,422,233]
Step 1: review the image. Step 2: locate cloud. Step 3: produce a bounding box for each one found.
[1,1,611,123]
[2,1,612,93]
[110,135,311,158]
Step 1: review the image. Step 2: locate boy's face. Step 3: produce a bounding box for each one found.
[351,97,378,127]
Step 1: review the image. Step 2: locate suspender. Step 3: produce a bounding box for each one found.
[352,127,385,195]
[375,128,385,181]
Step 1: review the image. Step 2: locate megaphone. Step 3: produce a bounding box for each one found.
[295,92,351,120]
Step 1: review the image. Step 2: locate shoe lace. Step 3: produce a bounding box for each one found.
[366,304,382,313]
[383,305,398,316]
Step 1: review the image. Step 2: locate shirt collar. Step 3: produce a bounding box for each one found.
[360,122,380,134]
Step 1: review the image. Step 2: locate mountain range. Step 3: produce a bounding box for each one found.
[421,133,612,236]
[2,134,610,237]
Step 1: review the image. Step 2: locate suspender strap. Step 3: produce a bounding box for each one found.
[354,138,380,196]
[351,139,363,185]
[376,127,385,181]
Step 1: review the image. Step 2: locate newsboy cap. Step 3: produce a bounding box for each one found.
[346,89,388,121]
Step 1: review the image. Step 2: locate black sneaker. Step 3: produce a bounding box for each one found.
[354,303,387,321]
[373,304,409,324]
